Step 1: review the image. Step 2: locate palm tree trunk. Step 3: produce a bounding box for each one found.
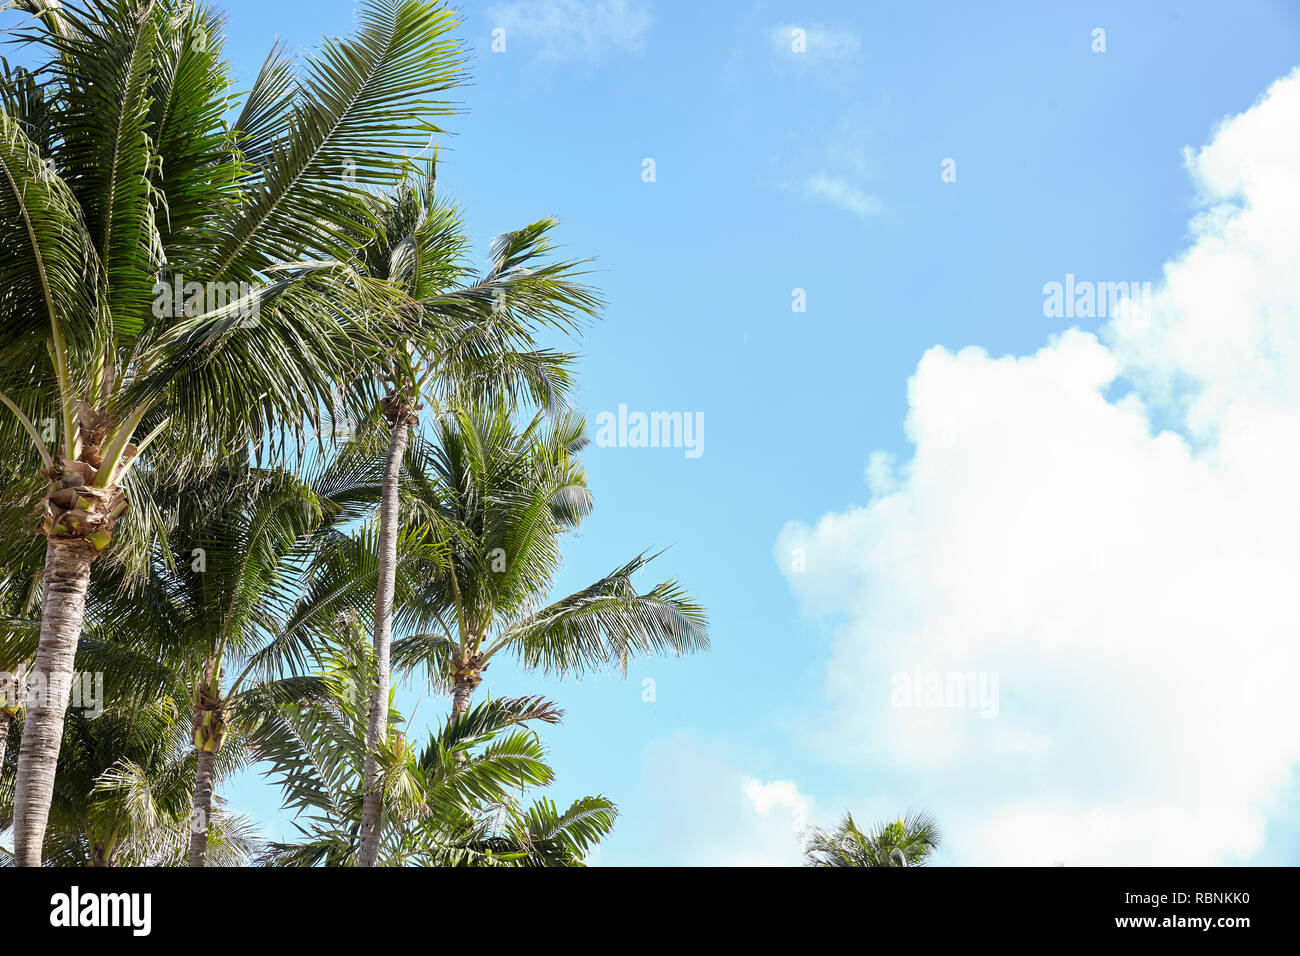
[189,656,225,867]
[188,746,216,867]
[452,678,474,719]
[13,540,94,866]
[359,404,412,868]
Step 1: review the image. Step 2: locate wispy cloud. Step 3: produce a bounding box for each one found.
[799,173,880,217]
[776,111,881,218]
[489,0,652,61]
[769,22,861,65]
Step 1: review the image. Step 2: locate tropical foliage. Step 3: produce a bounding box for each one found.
[0,0,708,868]
[803,811,943,868]
[258,635,615,867]
[387,405,710,717]
[331,162,602,866]
[1,691,259,867]
[0,0,470,865]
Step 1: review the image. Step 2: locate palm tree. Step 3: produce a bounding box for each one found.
[341,163,603,866]
[89,460,374,866]
[389,404,709,718]
[258,633,615,866]
[802,811,943,867]
[0,458,354,865]
[0,0,468,866]
[0,682,259,867]
[345,164,603,865]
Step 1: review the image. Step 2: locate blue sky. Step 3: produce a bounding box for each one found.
[45,0,1300,864]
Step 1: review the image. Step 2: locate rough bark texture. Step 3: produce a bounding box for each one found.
[188,746,217,867]
[452,677,474,719]
[358,405,412,868]
[13,540,94,866]
[449,647,484,721]
[189,654,225,867]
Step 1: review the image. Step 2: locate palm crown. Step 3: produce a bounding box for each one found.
[803,811,943,867]
[1,0,468,520]
[258,633,616,867]
[388,404,710,714]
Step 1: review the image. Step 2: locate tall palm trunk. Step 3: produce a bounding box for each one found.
[450,648,484,721]
[359,395,414,868]
[13,540,94,866]
[452,677,474,719]
[188,747,217,867]
[454,671,480,717]
[189,656,225,867]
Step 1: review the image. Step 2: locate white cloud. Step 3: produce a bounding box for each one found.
[769,23,861,64]
[776,111,880,217]
[799,174,880,217]
[603,733,813,866]
[864,450,897,495]
[488,0,651,61]
[777,68,1300,865]
[743,777,811,834]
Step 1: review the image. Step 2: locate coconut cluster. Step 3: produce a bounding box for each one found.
[381,390,421,426]
[41,458,129,552]
[192,685,227,753]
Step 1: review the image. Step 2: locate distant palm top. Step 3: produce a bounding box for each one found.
[804,811,943,867]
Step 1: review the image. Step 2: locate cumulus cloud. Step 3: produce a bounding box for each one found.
[776,69,1300,865]
[743,777,811,833]
[488,0,651,62]
[602,733,813,866]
